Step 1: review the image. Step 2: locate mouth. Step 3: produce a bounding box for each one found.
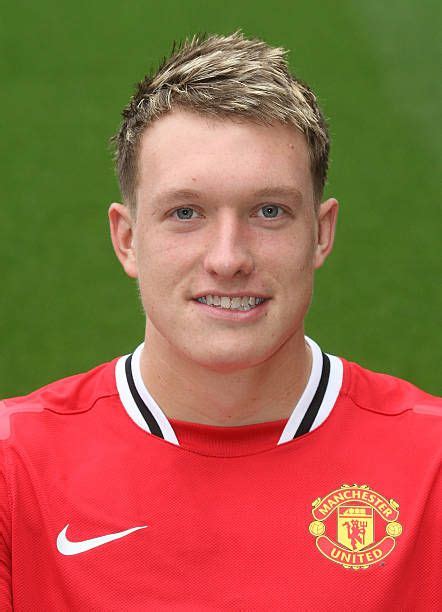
[194,295,268,312]
[192,295,270,325]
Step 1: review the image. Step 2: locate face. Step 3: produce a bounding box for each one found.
[109,109,337,373]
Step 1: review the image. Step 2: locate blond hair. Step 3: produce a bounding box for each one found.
[113,31,329,209]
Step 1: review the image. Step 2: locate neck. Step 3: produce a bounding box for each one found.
[139,326,312,426]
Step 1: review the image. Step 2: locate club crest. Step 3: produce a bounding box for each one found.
[309,484,402,570]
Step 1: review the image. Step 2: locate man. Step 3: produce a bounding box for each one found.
[1,31,440,610]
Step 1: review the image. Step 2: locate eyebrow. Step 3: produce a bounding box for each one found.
[154,185,303,205]
[252,186,303,200]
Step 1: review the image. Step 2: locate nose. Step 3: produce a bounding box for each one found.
[203,212,255,279]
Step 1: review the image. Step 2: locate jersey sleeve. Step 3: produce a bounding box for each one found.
[0,448,12,611]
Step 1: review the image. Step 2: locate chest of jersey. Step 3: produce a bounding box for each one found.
[11,400,439,611]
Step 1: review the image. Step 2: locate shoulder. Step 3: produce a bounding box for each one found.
[0,358,119,444]
[341,358,441,414]
[340,357,442,437]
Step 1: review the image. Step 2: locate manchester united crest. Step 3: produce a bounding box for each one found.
[309,484,402,570]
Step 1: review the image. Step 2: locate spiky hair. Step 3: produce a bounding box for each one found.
[112,30,330,209]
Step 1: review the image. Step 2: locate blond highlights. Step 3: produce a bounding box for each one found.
[112,31,330,209]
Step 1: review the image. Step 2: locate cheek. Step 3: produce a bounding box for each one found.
[264,229,316,274]
[135,231,196,297]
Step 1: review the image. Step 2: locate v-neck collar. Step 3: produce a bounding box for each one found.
[115,337,343,448]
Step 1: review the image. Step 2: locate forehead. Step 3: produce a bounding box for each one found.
[136,109,313,204]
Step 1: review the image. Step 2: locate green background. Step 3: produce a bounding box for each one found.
[1,0,440,398]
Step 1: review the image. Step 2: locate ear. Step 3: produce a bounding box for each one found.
[314,198,339,269]
[108,203,138,278]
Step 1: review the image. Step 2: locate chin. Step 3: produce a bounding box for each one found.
[188,346,270,374]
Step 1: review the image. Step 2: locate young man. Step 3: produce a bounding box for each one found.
[1,32,440,610]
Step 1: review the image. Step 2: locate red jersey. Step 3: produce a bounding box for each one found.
[1,337,441,610]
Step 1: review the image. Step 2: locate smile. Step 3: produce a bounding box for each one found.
[195,295,267,311]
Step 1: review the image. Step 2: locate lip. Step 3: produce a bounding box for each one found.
[192,298,270,322]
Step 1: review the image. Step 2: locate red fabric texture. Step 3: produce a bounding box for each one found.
[0,358,441,610]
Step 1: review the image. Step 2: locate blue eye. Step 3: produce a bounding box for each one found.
[258,205,284,218]
[172,207,199,220]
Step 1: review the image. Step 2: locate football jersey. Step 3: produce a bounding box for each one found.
[0,337,441,611]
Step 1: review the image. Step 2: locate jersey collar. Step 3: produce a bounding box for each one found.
[115,337,343,447]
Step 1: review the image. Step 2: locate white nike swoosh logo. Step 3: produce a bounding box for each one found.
[56,524,147,555]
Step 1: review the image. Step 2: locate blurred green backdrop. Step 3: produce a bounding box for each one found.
[1,0,440,397]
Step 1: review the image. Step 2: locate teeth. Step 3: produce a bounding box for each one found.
[196,295,266,310]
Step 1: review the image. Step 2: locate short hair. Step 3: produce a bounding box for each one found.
[112,30,330,211]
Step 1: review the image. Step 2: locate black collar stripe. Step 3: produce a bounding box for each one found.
[277,337,326,444]
[293,352,330,438]
[124,354,164,439]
